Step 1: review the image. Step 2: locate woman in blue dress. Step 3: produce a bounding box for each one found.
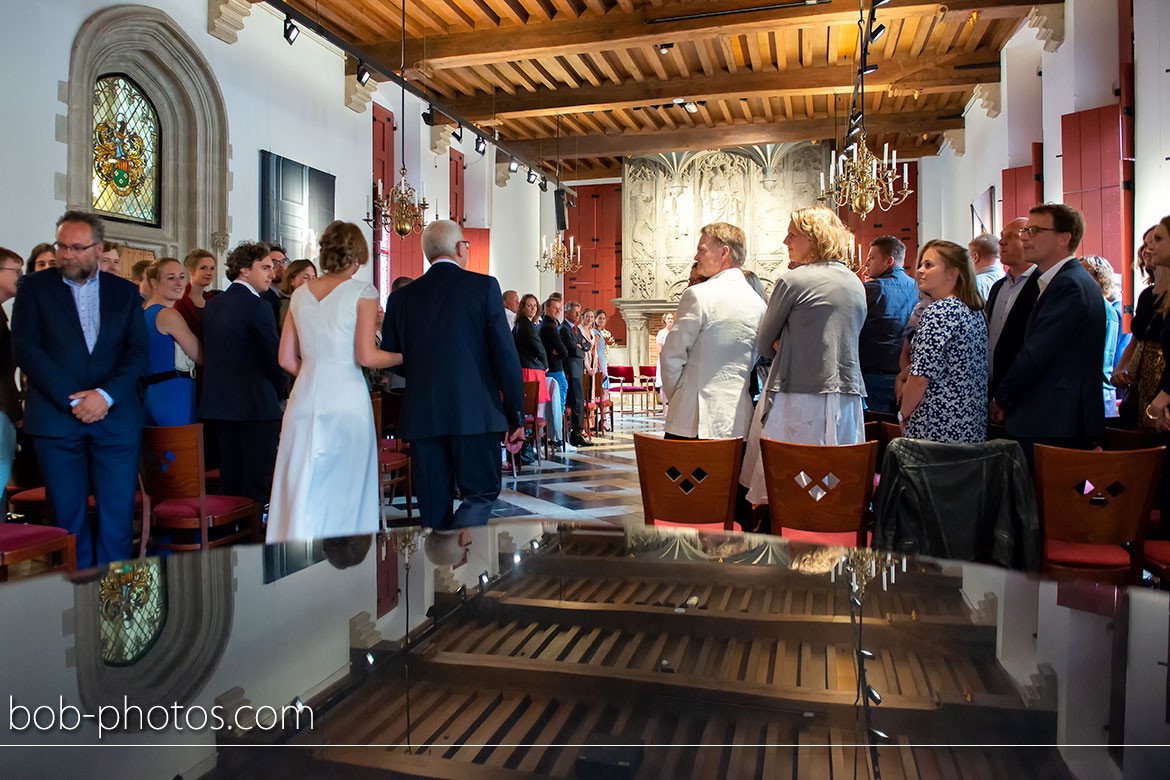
[900,240,988,442]
[142,258,202,426]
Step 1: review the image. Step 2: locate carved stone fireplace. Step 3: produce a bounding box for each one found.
[612,143,825,368]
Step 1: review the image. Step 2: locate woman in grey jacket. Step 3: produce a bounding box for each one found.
[741,207,868,505]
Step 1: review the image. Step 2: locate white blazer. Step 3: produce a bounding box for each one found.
[660,267,767,439]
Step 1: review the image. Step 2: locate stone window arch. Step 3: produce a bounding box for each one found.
[67,5,231,261]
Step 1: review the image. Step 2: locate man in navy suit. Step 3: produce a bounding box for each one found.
[13,211,148,566]
[199,242,284,503]
[991,204,1105,461]
[381,220,524,533]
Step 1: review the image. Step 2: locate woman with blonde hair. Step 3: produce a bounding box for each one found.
[173,248,217,340]
[899,240,988,442]
[741,207,867,506]
[141,257,202,426]
[1142,215,1170,430]
[267,221,403,543]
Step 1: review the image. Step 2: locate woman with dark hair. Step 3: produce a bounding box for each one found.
[1113,226,1167,428]
[1143,215,1170,430]
[25,243,54,274]
[900,240,988,442]
[278,259,317,330]
[267,221,403,544]
[513,293,551,416]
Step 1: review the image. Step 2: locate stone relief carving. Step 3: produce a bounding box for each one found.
[616,142,824,367]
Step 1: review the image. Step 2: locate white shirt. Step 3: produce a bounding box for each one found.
[505,308,516,329]
[232,278,261,297]
[987,264,1037,363]
[1036,255,1078,295]
[974,263,1005,299]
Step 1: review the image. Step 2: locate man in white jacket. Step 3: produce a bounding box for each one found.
[660,223,766,440]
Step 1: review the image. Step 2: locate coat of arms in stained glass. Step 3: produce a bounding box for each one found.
[92,75,160,225]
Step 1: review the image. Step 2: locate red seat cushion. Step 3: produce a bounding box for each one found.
[1045,539,1130,567]
[781,527,870,547]
[9,487,47,503]
[205,468,221,480]
[612,385,645,392]
[524,415,546,424]
[652,519,743,533]
[0,523,69,553]
[1145,540,1170,567]
[153,495,253,520]
[379,451,409,468]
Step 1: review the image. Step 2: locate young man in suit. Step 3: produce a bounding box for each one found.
[559,301,592,447]
[991,204,1105,461]
[13,211,149,566]
[381,220,524,535]
[199,242,284,503]
[260,244,287,326]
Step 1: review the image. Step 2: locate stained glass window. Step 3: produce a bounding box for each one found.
[99,560,167,666]
[91,75,160,225]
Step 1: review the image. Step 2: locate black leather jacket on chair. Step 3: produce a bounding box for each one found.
[874,438,1040,570]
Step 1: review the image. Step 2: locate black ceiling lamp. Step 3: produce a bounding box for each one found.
[508,158,519,173]
[474,136,487,154]
[356,63,371,86]
[283,15,299,45]
[526,168,538,184]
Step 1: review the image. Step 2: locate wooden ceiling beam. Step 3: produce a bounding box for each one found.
[361,0,1032,71]
[440,52,998,121]
[505,110,963,159]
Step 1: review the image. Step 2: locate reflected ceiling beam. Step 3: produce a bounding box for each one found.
[508,111,961,160]
[363,0,1032,71]
[441,53,998,122]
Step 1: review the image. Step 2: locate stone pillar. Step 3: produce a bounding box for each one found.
[623,311,649,369]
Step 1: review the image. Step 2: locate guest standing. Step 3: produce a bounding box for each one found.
[594,310,612,388]
[1142,216,1170,428]
[540,298,567,447]
[0,248,24,505]
[900,241,988,442]
[97,242,121,275]
[261,244,288,324]
[142,258,202,426]
[560,301,592,447]
[990,204,1106,458]
[858,236,917,413]
[985,217,1038,396]
[653,312,674,397]
[1079,255,1122,419]
[502,289,519,330]
[278,259,317,330]
[1113,227,1166,428]
[513,293,551,414]
[25,243,54,274]
[660,222,766,440]
[174,249,217,341]
[741,207,866,505]
[199,242,284,504]
[13,211,148,566]
[969,233,1004,299]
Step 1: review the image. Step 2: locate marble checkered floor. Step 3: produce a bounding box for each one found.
[382,411,663,526]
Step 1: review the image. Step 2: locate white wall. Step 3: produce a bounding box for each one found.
[1133,0,1170,239]
[0,1,372,285]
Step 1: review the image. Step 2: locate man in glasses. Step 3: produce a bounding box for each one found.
[990,203,1105,462]
[12,211,148,566]
[985,217,1038,396]
[261,244,288,326]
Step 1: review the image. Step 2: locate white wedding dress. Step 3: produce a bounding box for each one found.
[266,278,380,543]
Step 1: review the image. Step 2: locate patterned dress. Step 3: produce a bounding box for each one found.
[904,296,988,443]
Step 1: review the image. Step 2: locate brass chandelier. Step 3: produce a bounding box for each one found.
[535,117,581,275]
[819,0,913,220]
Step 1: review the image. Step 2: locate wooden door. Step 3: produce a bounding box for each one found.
[450,149,465,226]
[372,104,394,298]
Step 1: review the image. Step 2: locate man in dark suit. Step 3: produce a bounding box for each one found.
[381,220,524,533]
[260,244,287,325]
[559,301,593,447]
[539,298,567,447]
[991,204,1105,461]
[13,211,149,566]
[985,216,1039,395]
[199,242,284,503]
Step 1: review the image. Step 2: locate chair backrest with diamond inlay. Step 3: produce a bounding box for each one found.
[139,424,206,503]
[1034,444,1164,546]
[634,434,742,530]
[523,381,541,418]
[760,438,878,543]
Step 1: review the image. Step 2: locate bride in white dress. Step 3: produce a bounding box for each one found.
[266,221,402,543]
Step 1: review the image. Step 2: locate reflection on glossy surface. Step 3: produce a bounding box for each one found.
[1,522,1168,779]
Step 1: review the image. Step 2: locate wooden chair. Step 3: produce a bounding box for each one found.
[1102,427,1164,451]
[634,434,743,532]
[863,409,899,427]
[372,391,412,523]
[522,380,548,464]
[1034,444,1165,584]
[138,424,260,555]
[608,365,647,414]
[0,524,76,582]
[592,373,614,435]
[638,365,661,414]
[759,438,878,547]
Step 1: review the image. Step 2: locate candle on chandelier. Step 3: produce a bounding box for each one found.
[883,143,889,166]
[378,178,383,197]
[820,171,826,192]
[891,149,897,170]
[569,235,574,254]
[542,234,547,253]
[871,159,877,178]
[903,162,909,184]
[829,161,835,186]
[366,195,371,216]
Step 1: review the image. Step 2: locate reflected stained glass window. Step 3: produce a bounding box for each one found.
[99,560,167,666]
[91,75,160,225]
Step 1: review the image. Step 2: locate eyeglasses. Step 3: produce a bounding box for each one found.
[459,240,471,248]
[53,241,98,253]
[0,267,22,274]
[1017,226,1059,238]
